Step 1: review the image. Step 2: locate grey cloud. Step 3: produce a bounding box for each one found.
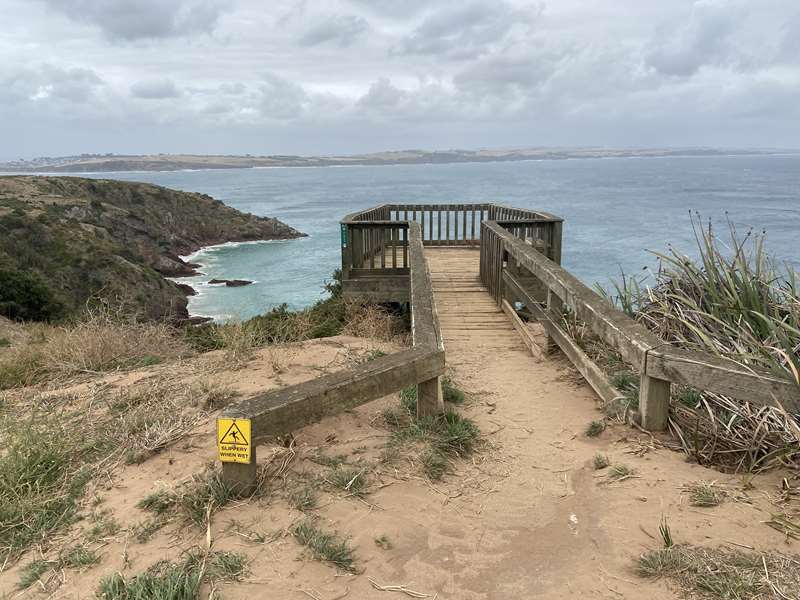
[130,79,181,99]
[258,73,309,119]
[39,0,226,41]
[646,1,736,76]
[1,64,104,105]
[393,1,541,59]
[298,14,369,47]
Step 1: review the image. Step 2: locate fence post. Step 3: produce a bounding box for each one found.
[417,376,443,417]
[221,446,258,496]
[639,374,670,431]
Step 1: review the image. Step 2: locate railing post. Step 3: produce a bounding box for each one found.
[639,374,670,431]
[417,376,443,417]
[221,448,258,495]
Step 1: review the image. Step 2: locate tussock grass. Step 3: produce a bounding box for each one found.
[607,464,635,482]
[288,485,319,511]
[137,469,234,527]
[384,387,480,480]
[98,549,247,599]
[442,376,466,404]
[685,481,727,507]
[598,218,800,471]
[592,454,611,470]
[292,520,357,573]
[327,466,370,497]
[584,420,606,437]
[637,544,800,600]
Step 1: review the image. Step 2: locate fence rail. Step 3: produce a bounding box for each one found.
[218,222,444,492]
[341,203,562,302]
[480,220,799,429]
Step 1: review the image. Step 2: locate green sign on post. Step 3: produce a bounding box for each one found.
[340,224,348,246]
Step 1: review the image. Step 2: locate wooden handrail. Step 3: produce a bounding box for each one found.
[219,223,445,492]
[480,221,800,426]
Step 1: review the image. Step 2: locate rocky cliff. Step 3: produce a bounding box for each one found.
[0,176,304,321]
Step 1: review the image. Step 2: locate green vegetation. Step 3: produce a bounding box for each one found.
[328,466,370,497]
[685,481,726,507]
[638,545,800,600]
[374,535,393,550]
[384,385,480,480]
[292,520,357,573]
[597,218,800,470]
[584,420,606,437]
[0,269,62,321]
[18,544,100,589]
[98,550,247,600]
[592,453,610,470]
[137,469,235,527]
[442,376,466,404]
[607,464,635,482]
[288,485,319,511]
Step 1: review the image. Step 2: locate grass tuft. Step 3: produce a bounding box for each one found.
[584,420,606,437]
[98,549,246,599]
[328,466,370,497]
[637,544,800,600]
[607,464,635,481]
[592,453,611,470]
[289,485,318,511]
[292,520,357,573]
[685,481,726,507]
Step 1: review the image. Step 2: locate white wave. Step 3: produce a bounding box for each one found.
[179,238,291,261]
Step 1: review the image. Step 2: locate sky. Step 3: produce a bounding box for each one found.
[2,0,799,158]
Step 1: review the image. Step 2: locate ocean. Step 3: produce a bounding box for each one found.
[70,154,800,321]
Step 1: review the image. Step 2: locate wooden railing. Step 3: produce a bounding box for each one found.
[219,223,445,492]
[480,220,800,429]
[341,203,562,302]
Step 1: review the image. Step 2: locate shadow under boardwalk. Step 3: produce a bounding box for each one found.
[424,247,526,353]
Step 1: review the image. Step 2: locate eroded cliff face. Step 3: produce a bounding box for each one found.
[0,176,305,321]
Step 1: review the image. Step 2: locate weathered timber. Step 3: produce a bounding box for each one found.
[646,346,800,413]
[517,278,620,405]
[501,299,543,361]
[221,347,444,442]
[639,374,671,431]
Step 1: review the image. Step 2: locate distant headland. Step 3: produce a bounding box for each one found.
[3,147,798,173]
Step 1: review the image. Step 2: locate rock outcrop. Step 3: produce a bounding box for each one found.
[0,176,304,321]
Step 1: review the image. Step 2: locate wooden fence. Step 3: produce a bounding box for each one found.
[340,203,562,302]
[218,222,445,492]
[480,220,800,430]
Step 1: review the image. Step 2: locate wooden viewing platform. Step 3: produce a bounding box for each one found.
[218,203,799,490]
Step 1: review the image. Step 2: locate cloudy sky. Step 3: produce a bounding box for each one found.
[2,0,799,158]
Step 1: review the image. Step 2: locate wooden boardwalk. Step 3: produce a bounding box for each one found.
[425,248,526,353]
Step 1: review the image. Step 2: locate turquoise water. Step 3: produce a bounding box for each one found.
[73,155,800,321]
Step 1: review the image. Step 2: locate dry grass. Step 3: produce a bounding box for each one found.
[597,219,800,472]
[341,302,409,344]
[684,481,727,507]
[0,375,234,563]
[638,544,800,599]
[0,307,190,389]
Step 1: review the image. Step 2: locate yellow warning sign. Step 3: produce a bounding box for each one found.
[217,418,251,464]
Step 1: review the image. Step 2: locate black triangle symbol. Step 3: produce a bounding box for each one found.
[220,421,248,447]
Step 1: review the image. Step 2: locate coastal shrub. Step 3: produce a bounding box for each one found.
[0,269,62,321]
[185,270,409,353]
[597,217,800,471]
